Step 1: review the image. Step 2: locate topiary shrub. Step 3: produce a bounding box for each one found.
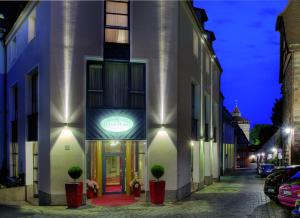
[68,166,83,182]
[151,164,164,181]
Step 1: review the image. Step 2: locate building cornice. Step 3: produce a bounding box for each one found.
[5,1,39,45]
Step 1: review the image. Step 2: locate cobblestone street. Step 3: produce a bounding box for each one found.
[0,167,292,218]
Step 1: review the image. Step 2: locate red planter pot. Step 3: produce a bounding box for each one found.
[149,180,165,204]
[132,185,141,197]
[65,182,83,208]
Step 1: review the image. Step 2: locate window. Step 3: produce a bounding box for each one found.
[11,37,17,62]
[11,85,18,121]
[10,143,18,177]
[30,73,38,114]
[87,61,145,109]
[130,63,145,108]
[193,30,198,58]
[27,72,38,141]
[105,0,129,44]
[204,95,210,141]
[191,84,198,139]
[206,53,210,74]
[28,8,36,42]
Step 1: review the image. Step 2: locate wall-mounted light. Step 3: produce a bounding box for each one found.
[284,127,292,134]
[190,141,194,147]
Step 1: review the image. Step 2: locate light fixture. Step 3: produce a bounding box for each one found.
[272,147,277,153]
[284,127,292,134]
[190,141,194,147]
[261,153,265,157]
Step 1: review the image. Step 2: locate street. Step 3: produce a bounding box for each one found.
[0,166,292,218]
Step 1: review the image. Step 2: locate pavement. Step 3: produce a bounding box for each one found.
[0,167,292,218]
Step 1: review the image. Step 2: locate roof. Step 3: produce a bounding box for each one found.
[233,106,240,114]
[232,116,250,124]
[276,0,300,45]
[231,105,250,124]
[0,1,28,39]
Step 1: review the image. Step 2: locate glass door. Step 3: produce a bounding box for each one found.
[103,141,125,193]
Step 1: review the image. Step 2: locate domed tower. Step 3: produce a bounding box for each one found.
[232,105,250,140]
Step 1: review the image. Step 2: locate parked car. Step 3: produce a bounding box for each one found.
[264,166,300,201]
[258,164,275,177]
[278,172,300,207]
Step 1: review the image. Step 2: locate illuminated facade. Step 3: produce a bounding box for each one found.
[276,0,300,165]
[0,1,223,205]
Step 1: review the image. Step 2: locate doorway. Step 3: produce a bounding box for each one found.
[103,141,125,193]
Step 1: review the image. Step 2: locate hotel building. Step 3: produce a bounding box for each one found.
[0,1,222,205]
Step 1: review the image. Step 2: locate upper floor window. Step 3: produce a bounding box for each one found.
[191,83,198,139]
[205,53,210,74]
[193,30,198,58]
[11,85,18,121]
[11,37,17,62]
[105,0,129,44]
[29,72,38,114]
[28,9,36,42]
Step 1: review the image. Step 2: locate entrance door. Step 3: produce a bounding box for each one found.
[103,141,125,193]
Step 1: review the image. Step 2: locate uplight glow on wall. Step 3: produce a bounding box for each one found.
[100,116,134,133]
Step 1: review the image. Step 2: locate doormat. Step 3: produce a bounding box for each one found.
[91,194,136,207]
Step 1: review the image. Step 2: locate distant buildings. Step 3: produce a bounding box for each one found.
[0,1,223,205]
[276,0,300,165]
[221,105,250,174]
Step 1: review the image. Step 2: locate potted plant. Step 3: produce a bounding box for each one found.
[65,166,83,208]
[149,164,165,204]
[130,175,141,197]
[86,179,99,199]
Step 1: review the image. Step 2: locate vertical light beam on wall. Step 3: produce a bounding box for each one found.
[63,1,73,123]
[159,1,166,125]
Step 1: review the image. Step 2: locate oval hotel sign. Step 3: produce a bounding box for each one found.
[100,116,134,133]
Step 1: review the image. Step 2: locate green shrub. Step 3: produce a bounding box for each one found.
[68,166,82,182]
[151,164,164,180]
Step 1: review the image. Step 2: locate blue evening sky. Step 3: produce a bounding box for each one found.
[194,0,288,126]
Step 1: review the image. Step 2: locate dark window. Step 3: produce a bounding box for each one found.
[87,61,145,109]
[31,73,38,114]
[11,143,18,177]
[11,85,18,143]
[213,127,217,142]
[104,62,129,107]
[205,123,209,142]
[28,71,38,141]
[130,63,145,108]
[87,63,104,107]
[191,84,198,139]
[12,85,18,121]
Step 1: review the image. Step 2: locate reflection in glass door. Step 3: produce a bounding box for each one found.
[103,141,125,193]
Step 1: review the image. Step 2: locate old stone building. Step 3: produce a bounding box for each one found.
[276,0,300,165]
